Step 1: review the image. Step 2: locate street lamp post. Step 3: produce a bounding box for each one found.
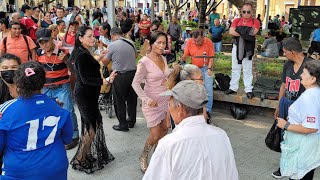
[107,0,115,27]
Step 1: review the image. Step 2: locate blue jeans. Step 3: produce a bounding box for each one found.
[42,83,79,139]
[200,66,213,113]
[214,41,222,53]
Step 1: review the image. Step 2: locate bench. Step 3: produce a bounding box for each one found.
[213,90,278,109]
[217,52,287,61]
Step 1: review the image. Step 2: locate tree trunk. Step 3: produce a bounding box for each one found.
[198,0,207,27]
[151,0,155,21]
[174,7,179,19]
[164,0,172,22]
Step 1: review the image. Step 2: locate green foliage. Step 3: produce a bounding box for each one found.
[257,61,283,77]
[183,21,198,27]
[256,35,265,44]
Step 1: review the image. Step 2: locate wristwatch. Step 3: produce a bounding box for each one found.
[284,121,290,130]
[208,67,213,71]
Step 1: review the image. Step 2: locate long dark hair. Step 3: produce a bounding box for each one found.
[149,31,168,48]
[101,22,111,39]
[68,25,92,64]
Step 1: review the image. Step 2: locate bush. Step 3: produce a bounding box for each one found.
[184,21,198,27]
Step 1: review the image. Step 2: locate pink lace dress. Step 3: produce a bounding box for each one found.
[132,56,170,128]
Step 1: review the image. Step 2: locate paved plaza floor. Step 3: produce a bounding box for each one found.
[67,106,319,180]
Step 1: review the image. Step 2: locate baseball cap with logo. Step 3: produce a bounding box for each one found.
[160,80,208,109]
[36,28,52,43]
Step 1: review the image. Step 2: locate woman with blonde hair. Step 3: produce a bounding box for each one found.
[166,64,208,126]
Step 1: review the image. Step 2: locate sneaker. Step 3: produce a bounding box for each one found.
[272,168,283,179]
[206,112,211,124]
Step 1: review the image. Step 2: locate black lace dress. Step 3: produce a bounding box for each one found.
[70,47,114,174]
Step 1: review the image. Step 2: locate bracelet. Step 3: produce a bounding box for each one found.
[284,121,290,130]
[208,68,213,71]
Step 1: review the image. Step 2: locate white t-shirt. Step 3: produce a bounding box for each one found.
[288,87,320,134]
[143,115,239,180]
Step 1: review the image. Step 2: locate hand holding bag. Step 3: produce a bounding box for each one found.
[265,120,282,152]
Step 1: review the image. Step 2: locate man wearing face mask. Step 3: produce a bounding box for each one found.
[0,53,21,103]
[0,53,21,175]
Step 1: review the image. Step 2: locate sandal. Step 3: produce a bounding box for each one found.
[72,158,93,171]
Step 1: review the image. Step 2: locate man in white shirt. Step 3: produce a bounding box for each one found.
[65,6,85,26]
[51,6,67,24]
[143,80,239,180]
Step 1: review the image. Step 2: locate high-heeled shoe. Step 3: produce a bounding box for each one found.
[139,142,153,174]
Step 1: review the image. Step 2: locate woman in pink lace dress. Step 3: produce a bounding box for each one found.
[132,31,170,174]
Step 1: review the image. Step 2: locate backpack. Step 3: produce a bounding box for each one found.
[214,73,231,91]
[3,35,32,60]
[253,77,281,101]
[230,103,248,120]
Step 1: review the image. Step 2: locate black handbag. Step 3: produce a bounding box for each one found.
[265,120,282,152]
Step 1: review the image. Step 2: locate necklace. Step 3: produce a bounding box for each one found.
[44,52,57,71]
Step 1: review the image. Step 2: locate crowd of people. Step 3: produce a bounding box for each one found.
[0,2,319,180]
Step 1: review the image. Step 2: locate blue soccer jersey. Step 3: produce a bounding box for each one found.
[0,94,73,180]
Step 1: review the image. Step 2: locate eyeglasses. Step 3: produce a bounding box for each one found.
[192,77,204,81]
[242,10,251,14]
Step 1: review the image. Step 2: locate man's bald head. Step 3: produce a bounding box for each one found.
[12,12,22,23]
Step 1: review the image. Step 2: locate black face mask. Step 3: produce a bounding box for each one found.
[1,70,15,84]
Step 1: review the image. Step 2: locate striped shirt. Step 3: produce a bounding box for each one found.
[36,45,69,86]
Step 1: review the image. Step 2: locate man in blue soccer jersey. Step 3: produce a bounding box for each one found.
[0,62,73,179]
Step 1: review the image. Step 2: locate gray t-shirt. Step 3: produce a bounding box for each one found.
[168,23,182,39]
[106,38,137,71]
[262,37,279,58]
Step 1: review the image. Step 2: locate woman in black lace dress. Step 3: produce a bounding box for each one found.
[69,25,115,174]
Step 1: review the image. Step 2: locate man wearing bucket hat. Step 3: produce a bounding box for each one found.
[143,80,238,180]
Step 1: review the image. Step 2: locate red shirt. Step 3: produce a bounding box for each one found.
[21,17,38,41]
[65,32,75,45]
[231,17,260,30]
[139,20,151,35]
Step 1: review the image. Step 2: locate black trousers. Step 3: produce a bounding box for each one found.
[289,169,315,180]
[112,70,137,128]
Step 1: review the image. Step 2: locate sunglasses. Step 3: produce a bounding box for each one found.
[242,10,251,14]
